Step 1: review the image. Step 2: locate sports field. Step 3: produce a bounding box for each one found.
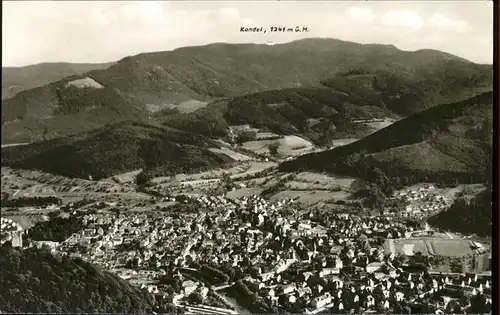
[384,238,477,257]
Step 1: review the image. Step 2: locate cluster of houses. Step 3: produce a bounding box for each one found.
[25,188,491,314]
[393,185,438,201]
[59,210,199,276]
[219,207,491,313]
[244,266,492,314]
[391,185,452,218]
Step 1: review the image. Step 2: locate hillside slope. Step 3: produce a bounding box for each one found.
[428,187,492,236]
[320,65,491,115]
[0,245,154,313]
[161,85,392,144]
[280,91,493,184]
[1,78,149,144]
[160,65,492,145]
[2,62,114,100]
[1,38,492,144]
[1,121,234,180]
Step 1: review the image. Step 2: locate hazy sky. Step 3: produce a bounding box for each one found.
[2,1,494,67]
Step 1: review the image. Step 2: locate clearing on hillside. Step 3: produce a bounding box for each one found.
[242,135,314,156]
[65,77,104,89]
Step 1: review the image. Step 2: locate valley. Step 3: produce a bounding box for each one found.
[1,37,493,315]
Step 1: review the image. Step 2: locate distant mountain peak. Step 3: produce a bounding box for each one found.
[2,38,492,144]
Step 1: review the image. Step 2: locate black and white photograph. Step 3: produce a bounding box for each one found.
[0,1,495,314]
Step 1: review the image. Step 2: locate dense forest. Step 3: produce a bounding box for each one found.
[428,188,492,236]
[280,91,493,186]
[0,245,155,313]
[2,121,233,180]
[27,215,84,242]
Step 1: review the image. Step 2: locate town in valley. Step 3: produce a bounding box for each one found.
[1,1,493,314]
[1,127,492,314]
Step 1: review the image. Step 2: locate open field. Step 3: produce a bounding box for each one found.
[147,100,209,114]
[60,191,150,203]
[255,132,280,140]
[1,143,29,148]
[208,147,253,161]
[66,77,104,89]
[384,239,431,256]
[229,170,357,204]
[226,188,265,199]
[270,190,351,205]
[285,181,338,190]
[429,239,477,257]
[147,163,356,204]
[1,167,146,205]
[170,100,209,113]
[229,162,277,180]
[11,185,57,199]
[242,135,314,156]
[106,169,142,184]
[330,138,358,147]
[294,172,357,190]
[150,161,277,186]
[384,238,479,257]
[363,117,397,131]
[238,175,275,187]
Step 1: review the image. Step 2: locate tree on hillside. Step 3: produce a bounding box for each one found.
[344,153,361,169]
[268,142,279,156]
[236,131,257,144]
[364,183,386,210]
[370,167,395,196]
[221,172,233,191]
[318,126,335,147]
[209,172,233,196]
[1,192,9,201]
[42,127,49,141]
[135,171,151,186]
[187,292,204,305]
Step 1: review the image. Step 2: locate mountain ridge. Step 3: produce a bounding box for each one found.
[279,91,493,185]
[1,121,234,180]
[2,62,115,100]
[1,38,492,144]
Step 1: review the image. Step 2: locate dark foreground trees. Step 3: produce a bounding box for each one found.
[0,245,155,313]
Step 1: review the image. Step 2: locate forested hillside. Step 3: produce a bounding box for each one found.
[280,91,493,186]
[0,245,155,313]
[428,188,492,236]
[2,121,233,180]
[2,39,492,144]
